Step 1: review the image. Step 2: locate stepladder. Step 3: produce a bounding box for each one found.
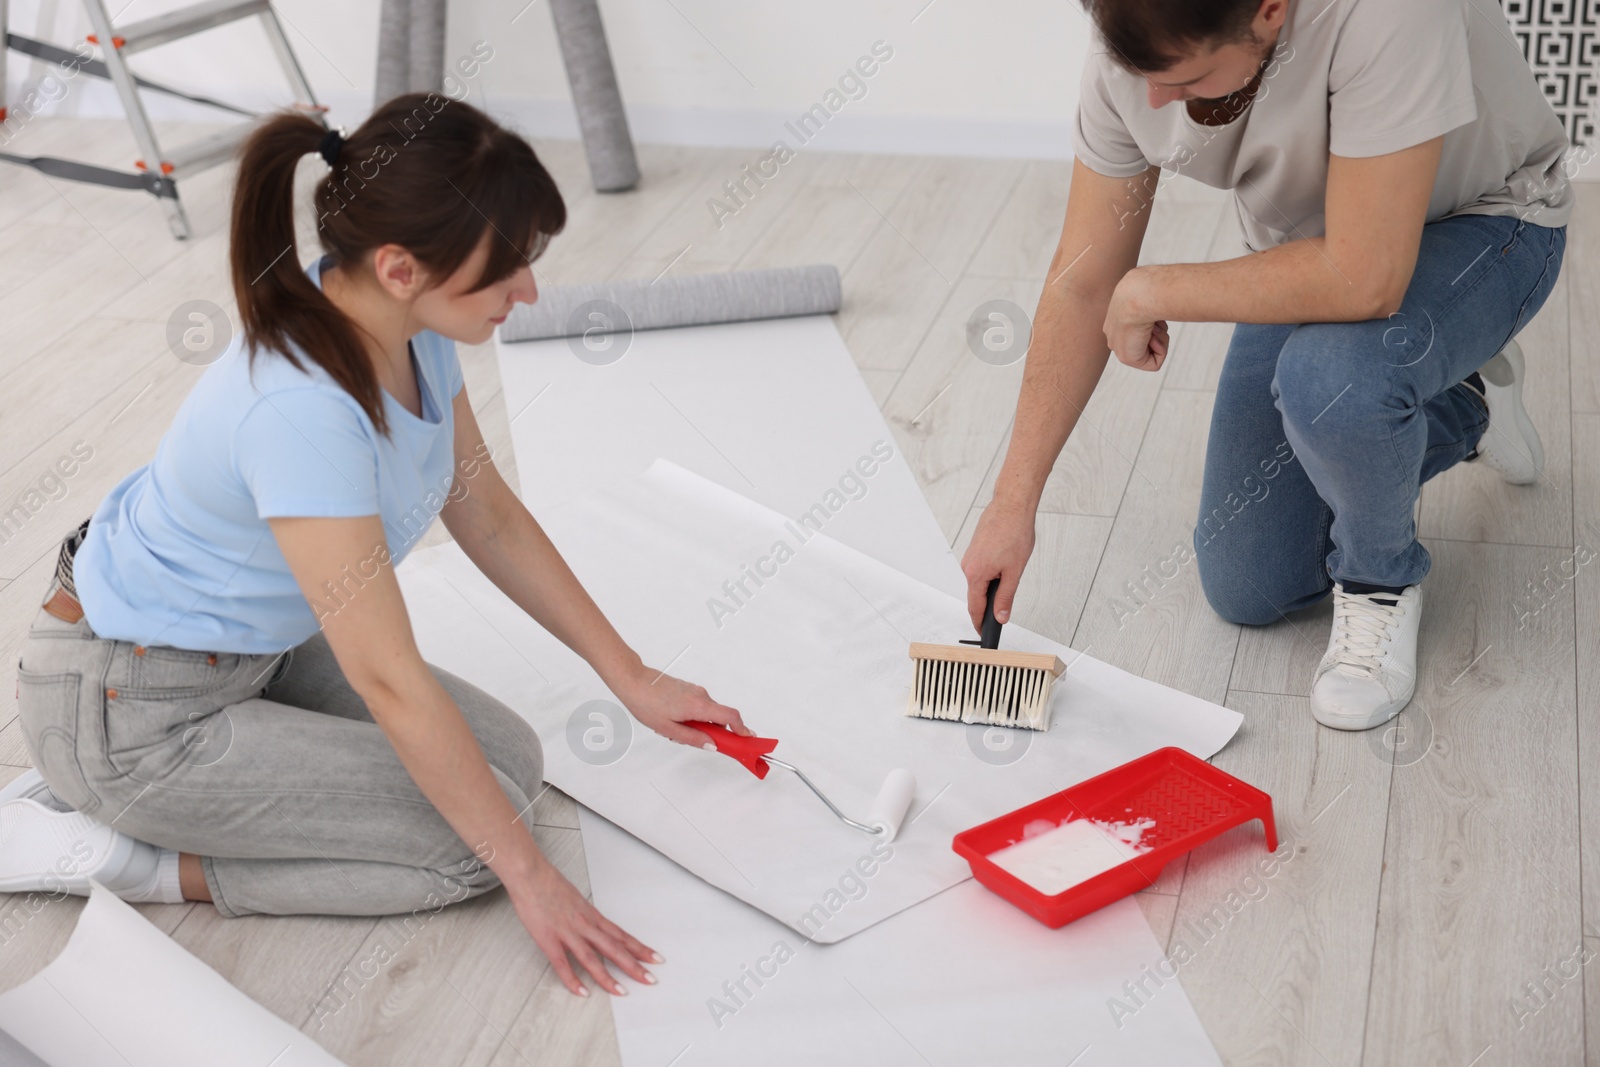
[0,0,324,239]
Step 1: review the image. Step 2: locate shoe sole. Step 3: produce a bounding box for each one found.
[1483,340,1544,485]
[0,799,124,894]
[1311,691,1412,732]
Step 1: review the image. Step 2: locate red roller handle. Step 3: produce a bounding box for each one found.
[687,720,778,779]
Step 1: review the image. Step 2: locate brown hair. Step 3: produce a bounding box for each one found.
[229,92,566,437]
[1083,0,1262,73]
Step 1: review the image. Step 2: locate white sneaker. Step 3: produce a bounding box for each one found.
[1465,339,1543,485]
[0,768,71,812]
[1311,584,1422,731]
[0,797,156,895]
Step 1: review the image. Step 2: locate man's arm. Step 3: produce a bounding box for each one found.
[1104,137,1445,369]
[961,159,1161,629]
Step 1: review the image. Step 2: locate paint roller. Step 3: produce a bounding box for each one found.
[497,265,842,342]
[687,722,918,841]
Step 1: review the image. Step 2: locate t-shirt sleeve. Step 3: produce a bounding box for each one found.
[232,389,380,519]
[1327,0,1478,158]
[1073,50,1153,178]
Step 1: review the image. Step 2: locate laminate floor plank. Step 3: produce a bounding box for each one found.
[533,145,736,287]
[838,157,1025,373]
[1167,692,1390,1067]
[1566,182,1600,414]
[965,159,1073,282]
[306,826,589,1067]
[1569,414,1600,933]
[1071,389,1241,704]
[969,196,1226,520]
[881,275,1041,540]
[610,149,825,279]
[1361,540,1582,1065]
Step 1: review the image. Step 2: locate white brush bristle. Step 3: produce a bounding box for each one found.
[905,657,1057,731]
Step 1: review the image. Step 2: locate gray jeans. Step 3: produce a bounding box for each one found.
[15,572,545,919]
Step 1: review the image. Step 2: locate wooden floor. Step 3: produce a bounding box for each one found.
[0,116,1596,1066]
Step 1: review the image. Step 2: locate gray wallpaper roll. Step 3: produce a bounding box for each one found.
[499,265,843,342]
[549,0,640,192]
[374,0,446,106]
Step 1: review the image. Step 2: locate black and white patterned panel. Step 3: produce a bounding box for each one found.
[1502,0,1600,148]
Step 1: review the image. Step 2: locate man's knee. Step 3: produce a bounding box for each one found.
[1272,321,1413,437]
[1194,526,1301,627]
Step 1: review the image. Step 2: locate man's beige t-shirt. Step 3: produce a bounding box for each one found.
[1073,0,1573,252]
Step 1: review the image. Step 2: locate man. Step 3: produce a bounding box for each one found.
[961,0,1570,730]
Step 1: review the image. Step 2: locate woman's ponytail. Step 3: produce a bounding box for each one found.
[230,111,389,434]
[228,94,567,439]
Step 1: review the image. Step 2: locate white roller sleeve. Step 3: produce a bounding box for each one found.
[869,768,917,842]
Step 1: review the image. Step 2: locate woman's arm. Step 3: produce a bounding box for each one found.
[270,511,658,997]
[437,387,750,746]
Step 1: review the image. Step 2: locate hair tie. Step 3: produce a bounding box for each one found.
[317,127,345,167]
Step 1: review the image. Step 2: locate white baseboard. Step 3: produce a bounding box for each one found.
[12,73,1597,182]
[489,98,1075,161]
[7,74,1075,160]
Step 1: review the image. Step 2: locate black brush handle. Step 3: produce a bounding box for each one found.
[961,578,1004,650]
[980,577,1004,649]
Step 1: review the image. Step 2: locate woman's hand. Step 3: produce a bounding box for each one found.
[506,855,662,997]
[613,665,753,748]
[960,496,1038,632]
[1104,267,1170,372]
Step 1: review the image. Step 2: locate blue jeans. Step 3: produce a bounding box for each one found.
[1194,214,1566,625]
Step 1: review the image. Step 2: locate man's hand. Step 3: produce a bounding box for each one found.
[960,497,1038,632]
[1104,267,1170,371]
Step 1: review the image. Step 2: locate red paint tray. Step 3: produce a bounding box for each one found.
[952,747,1276,928]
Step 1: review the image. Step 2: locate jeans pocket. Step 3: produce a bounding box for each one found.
[102,685,243,775]
[16,665,76,750]
[15,667,101,815]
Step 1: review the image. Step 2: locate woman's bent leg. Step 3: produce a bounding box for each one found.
[19,611,546,918]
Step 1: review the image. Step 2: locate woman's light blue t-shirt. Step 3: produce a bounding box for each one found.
[74,254,464,654]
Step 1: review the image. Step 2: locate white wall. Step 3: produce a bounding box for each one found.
[5,0,1090,158]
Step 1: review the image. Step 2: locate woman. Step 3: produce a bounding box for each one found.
[1,93,750,998]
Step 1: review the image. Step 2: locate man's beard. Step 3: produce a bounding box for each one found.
[1190,32,1276,108]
